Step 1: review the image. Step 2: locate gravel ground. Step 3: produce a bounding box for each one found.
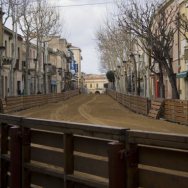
[12,94,188,134]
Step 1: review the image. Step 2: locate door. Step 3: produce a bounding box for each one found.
[5,76,7,97]
[17,81,21,95]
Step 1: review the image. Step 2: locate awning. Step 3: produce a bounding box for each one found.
[176,71,188,78]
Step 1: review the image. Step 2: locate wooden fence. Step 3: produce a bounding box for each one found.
[0,114,187,188]
[164,99,188,125]
[107,90,188,125]
[0,90,79,113]
[107,89,150,116]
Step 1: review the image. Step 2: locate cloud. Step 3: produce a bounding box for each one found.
[49,0,114,74]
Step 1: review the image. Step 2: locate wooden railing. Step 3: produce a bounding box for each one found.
[164,99,188,125]
[107,89,150,115]
[126,130,188,188]
[0,114,187,188]
[0,114,127,188]
[0,90,79,113]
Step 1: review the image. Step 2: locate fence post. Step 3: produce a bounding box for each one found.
[22,127,31,188]
[10,126,22,188]
[64,133,74,188]
[108,141,126,188]
[125,143,138,188]
[0,123,9,188]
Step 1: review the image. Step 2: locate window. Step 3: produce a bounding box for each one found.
[96,83,98,88]
[90,84,92,88]
[5,40,7,56]
[17,47,20,59]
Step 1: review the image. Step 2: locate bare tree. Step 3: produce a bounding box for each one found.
[178,12,188,39]
[118,0,180,99]
[19,0,36,95]
[96,20,140,94]
[32,0,61,93]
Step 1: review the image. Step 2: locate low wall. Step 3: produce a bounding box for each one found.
[107,89,150,116]
[0,90,79,113]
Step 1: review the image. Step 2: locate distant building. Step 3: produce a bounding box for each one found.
[69,46,82,88]
[84,74,108,94]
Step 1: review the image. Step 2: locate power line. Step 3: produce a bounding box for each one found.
[50,2,114,8]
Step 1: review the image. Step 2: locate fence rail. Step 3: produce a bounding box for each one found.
[0,90,79,113]
[0,114,187,188]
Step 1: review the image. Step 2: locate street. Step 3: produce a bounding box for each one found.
[12,94,188,134]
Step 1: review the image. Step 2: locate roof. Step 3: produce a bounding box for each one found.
[69,45,81,52]
[84,74,107,80]
[4,26,23,41]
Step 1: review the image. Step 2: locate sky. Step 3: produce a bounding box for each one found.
[4,0,116,74]
[48,0,116,74]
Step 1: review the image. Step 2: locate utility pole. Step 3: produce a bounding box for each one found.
[0,7,5,98]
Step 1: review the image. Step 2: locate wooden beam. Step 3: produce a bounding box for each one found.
[10,126,22,188]
[108,141,126,188]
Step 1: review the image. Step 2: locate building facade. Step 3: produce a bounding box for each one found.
[84,74,108,94]
[0,24,82,98]
[69,46,82,88]
[1,27,23,97]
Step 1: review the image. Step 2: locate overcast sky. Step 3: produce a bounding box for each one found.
[49,0,116,74]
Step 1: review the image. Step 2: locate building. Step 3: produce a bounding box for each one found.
[0,21,82,97]
[84,74,108,94]
[1,27,23,97]
[69,46,82,88]
[176,0,188,99]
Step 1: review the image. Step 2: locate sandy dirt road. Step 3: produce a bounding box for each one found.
[12,94,188,134]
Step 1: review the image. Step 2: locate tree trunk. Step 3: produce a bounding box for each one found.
[163,59,179,99]
[25,38,30,96]
[168,72,179,99]
[158,64,165,98]
[124,73,128,94]
[132,55,138,95]
[137,72,140,96]
[159,73,165,98]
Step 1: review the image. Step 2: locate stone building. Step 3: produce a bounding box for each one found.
[84,74,108,94]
